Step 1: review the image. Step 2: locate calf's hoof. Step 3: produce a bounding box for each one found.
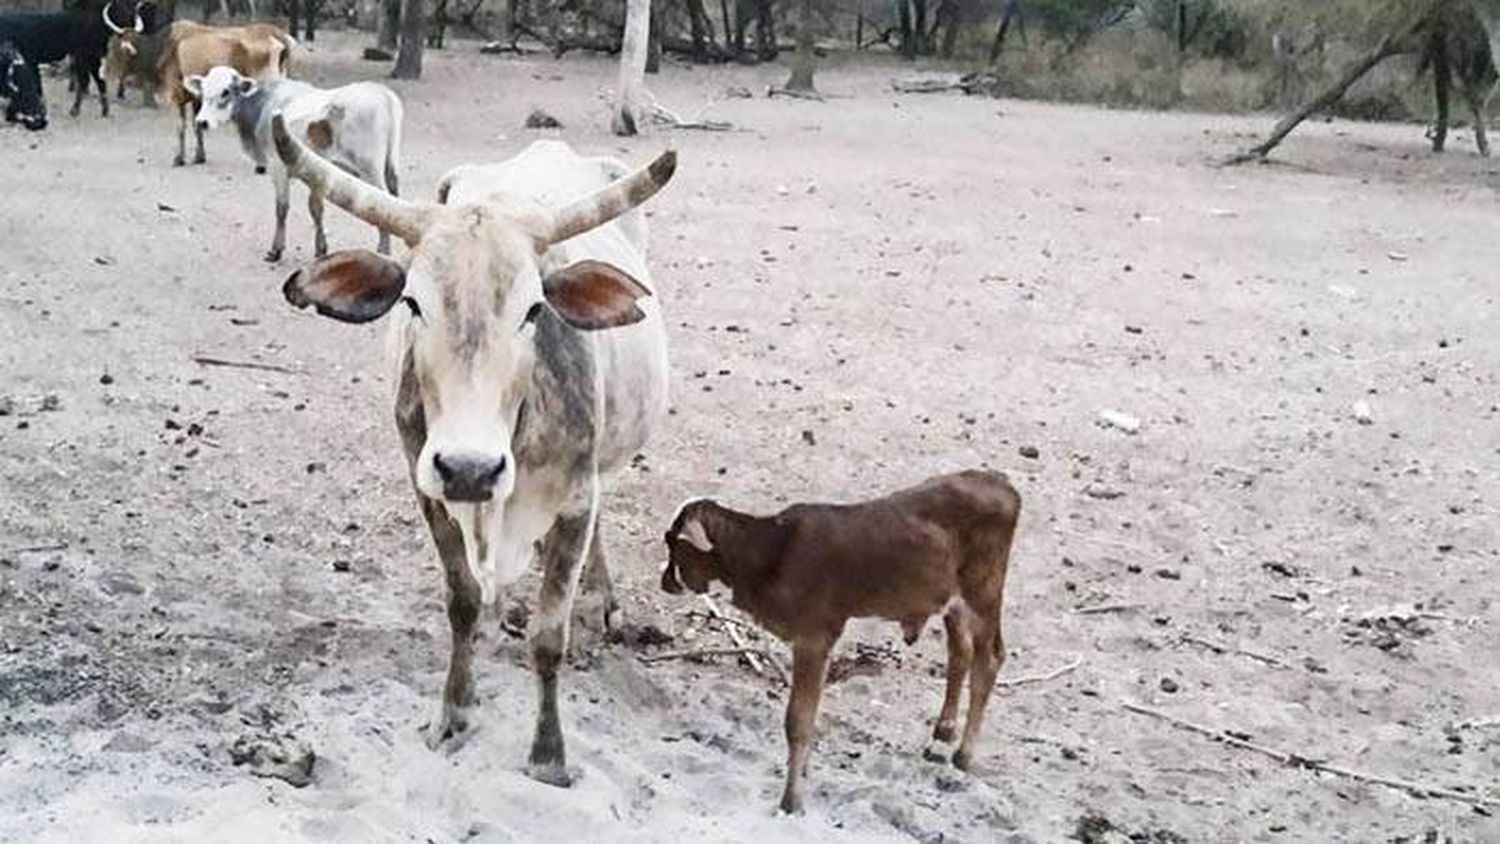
[255,165,267,175]
[951,748,973,771]
[264,248,283,264]
[172,155,185,167]
[68,106,80,118]
[777,791,804,815]
[931,722,956,744]
[193,152,206,165]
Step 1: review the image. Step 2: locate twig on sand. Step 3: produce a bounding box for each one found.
[1178,634,1288,669]
[767,86,825,101]
[701,595,788,684]
[2,540,69,555]
[1074,602,1142,615]
[639,646,779,665]
[190,355,300,375]
[1123,701,1500,809]
[999,658,1082,688]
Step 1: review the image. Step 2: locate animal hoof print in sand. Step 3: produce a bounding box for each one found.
[525,761,575,788]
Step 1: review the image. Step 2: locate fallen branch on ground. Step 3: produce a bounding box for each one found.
[1123,701,1500,809]
[701,594,788,684]
[1074,602,1142,615]
[999,658,1082,687]
[1178,634,1288,669]
[190,355,300,375]
[638,646,780,665]
[2,540,69,555]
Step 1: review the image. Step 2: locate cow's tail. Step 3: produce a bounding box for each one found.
[384,89,403,198]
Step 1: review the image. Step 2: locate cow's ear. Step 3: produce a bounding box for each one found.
[236,77,257,96]
[283,250,406,324]
[184,74,203,96]
[541,260,650,331]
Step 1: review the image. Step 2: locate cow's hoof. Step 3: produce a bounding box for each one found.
[951,748,972,771]
[172,156,185,167]
[525,761,575,788]
[777,792,804,815]
[931,721,956,744]
[255,165,267,175]
[193,153,206,165]
[423,704,474,752]
[68,107,80,118]
[264,249,282,264]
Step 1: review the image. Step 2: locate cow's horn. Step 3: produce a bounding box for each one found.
[133,10,144,32]
[544,149,676,246]
[271,113,432,246]
[101,2,127,35]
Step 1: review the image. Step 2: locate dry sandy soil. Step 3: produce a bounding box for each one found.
[1,29,1498,843]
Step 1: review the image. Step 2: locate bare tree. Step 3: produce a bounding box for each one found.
[377,0,401,52]
[392,0,427,79]
[613,0,651,135]
[781,0,816,93]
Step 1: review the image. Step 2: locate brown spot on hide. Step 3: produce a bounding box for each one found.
[305,119,333,152]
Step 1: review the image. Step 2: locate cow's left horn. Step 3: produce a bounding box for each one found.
[271,113,433,246]
[544,150,676,246]
[101,2,127,35]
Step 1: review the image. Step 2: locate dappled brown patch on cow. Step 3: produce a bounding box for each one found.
[542,260,650,330]
[304,119,333,152]
[283,250,405,323]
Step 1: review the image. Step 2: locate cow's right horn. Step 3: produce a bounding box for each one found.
[544,150,676,246]
[101,2,127,35]
[271,113,433,246]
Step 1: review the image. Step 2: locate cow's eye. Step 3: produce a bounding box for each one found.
[522,302,544,326]
[401,296,422,318]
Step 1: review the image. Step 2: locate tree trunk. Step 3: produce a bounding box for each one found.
[911,0,927,55]
[613,0,650,135]
[1228,35,1404,164]
[378,0,401,51]
[1169,0,1186,102]
[646,0,661,72]
[287,0,300,42]
[754,0,774,59]
[720,0,736,53]
[391,0,427,79]
[988,3,1015,64]
[896,0,912,57]
[938,0,962,58]
[782,0,815,92]
[304,0,318,41]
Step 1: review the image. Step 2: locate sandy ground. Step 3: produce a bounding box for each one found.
[1,30,1498,843]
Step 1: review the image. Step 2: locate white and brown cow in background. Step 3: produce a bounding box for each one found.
[271,115,674,785]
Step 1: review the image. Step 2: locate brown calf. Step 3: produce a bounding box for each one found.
[157,20,293,166]
[660,469,1020,814]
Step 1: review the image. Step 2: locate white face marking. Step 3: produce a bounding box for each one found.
[191,66,250,130]
[678,516,713,553]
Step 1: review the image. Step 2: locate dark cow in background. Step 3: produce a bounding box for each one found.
[1,40,47,130]
[0,0,141,119]
[103,0,166,106]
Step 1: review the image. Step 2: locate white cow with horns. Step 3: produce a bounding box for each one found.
[270,114,674,785]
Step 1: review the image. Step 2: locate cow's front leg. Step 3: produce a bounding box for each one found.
[173,101,187,166]
[193,107,206,164]
[308,187,328,257]
[91,62,108,117]
[266,168,290,263]
[420,496,482,751]
[69,62,86,117]
[527,509,593,787]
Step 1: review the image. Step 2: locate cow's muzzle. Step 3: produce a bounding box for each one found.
[433,451,506,502]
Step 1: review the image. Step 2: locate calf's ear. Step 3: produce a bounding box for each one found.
[284,249,406,324]
[183,74,203,96]
[236,77,257,96]
[541,259,650,331]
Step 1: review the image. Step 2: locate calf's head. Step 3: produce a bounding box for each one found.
[186,66,255,131]
[272,115,673,511]
[661,499,726,595]
[0,48,46,131]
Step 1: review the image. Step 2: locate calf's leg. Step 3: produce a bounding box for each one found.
[91,61,108,117]
[527,509,594,787]
[579,523,618,633]
[266,168,291,263]
[952,609,1004,771]
[308,187,328,257]
[420,496,482,750]
[1467,86,1490,157]
[932,606,972,744]
[780,638,833,814]
[69,61,87,117]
